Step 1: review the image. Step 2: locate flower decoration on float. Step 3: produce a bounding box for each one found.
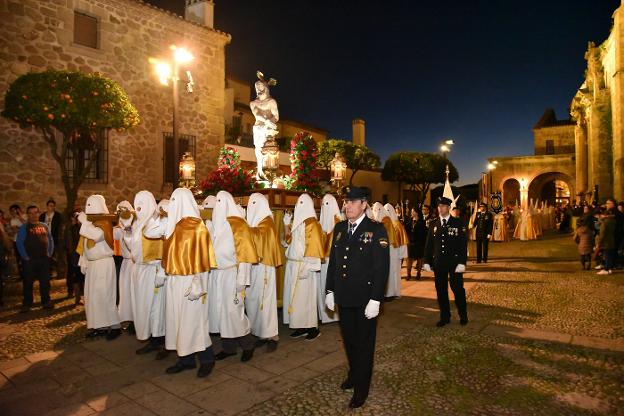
[200,146,257,196]
[288,131,321,196]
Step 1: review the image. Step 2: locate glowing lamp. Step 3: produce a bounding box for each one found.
[179,152,196,182]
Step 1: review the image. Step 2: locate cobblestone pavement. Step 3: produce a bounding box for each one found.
[0,231,622,415]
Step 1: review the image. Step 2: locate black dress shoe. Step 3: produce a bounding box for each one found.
[215,351,237,360]
[436,320,450,328]
[106,328,122,341]
[340,379,354,390]
[241,349,254,362]
[460,318,469,326]
[305,328,321,341]
[136,342,160,355]
[266,340,278,353]
[126,322,136,335]
[155,350,170,360]
[42,302,54,310]
[166,362,196,374]
[197,361,215,378]
[85,329,106,338]
[289,329,308,338]
[348,394,367,409]
[254,339,268,348]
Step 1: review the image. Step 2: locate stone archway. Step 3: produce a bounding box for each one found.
[528,172,574,205]
[502,178,520,207]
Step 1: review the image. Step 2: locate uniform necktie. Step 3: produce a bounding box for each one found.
[348,222,355,239]
[442,218,447,227]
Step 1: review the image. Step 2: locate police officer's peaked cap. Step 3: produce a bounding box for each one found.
[343,186,369,201]
[437,196,452,206]
[479,202,488,208]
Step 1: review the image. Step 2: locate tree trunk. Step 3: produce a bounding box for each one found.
[349,168,359,186]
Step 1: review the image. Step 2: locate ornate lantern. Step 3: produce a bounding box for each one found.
[261,137,280,185]
[179,152,196,188]
[330,152,347,192]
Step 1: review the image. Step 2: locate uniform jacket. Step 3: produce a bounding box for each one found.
[424,216,467,270]
[326,215,390,307]
[474,211,494,237]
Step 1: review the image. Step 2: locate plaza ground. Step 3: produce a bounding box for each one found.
[0,231,622,415]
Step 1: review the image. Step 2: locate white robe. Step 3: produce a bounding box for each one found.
[247,263,279,338]
[283,223,321,329]
[318,260,338,323]
[113,226,134,323]
[127,219,166,341]
[385,245,402,298]
[165,273,212,356]
[79,223,120,329]
[208,221,251,338]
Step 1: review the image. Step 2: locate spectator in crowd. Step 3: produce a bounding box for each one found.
[8,204,27,278]
[618,202,624,268]
[64,210,84,306]
[573,218,595,270]
[580,204,596,233]
[596,206,617,275]
[405,208,427,280]
[39,199,62,279]
[0,219,9,307]
[16,205,54,312]
[608,199,624,269]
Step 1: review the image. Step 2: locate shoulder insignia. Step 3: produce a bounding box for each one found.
[379,237,389,248]
[336,231,342,241]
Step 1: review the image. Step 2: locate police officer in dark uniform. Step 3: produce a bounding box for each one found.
[424,197,468,327]
[325,187,390,409]
[473,202,494,263]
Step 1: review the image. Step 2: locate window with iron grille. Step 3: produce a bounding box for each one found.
[163,132,196,183]
[74,11,99,49]
[64,130,108,183]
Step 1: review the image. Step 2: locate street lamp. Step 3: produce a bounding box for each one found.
[150,45,194,188]
[440,139,454,181]
[261,137,280,186]
[330,152,347,193]
[487,161,497,200]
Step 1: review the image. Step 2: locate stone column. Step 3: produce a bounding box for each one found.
[588,92,614,200]
[574,118,588,203]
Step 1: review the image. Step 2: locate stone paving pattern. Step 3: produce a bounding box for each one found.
[0,232,622,415]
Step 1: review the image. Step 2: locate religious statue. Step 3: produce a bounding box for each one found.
[250,71,279,180]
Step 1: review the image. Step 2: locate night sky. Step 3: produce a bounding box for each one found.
[146,0,619,184]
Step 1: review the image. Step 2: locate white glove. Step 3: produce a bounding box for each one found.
[455,264,466,273]
[364,299,380,319]
[283,212,292,227]
[487,234,492,239]
[184,277,205,301]
[154,266,167,288]
[77,212,88,224]
[423,264,432,272]
[325,292,335,311]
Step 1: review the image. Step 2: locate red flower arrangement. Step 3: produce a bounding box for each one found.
[200,146,256,196]
[288,131,321,195]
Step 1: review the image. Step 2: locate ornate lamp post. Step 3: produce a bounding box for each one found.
[261,136,280,186]
[179,151,196,189]
[330,152,347,194]
[440,139,454,180]
[487,160,497,198]
[150,45,194,188]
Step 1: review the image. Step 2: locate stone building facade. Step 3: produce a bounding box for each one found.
[0,0,230,211]
[487,1,624,206]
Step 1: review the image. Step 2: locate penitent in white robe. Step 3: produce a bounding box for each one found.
[385,245,402,298]
[165,272,211,356]
[283,223,321,329]
[247,263,279,338]
[207,220,251,339]
[127,219,166,341]
[79,223,120,329]
[113,226,134,323]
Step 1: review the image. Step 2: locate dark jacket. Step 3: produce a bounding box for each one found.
[424,216,468,270]
[597,215,616,250]
[326,215,390,307]
[39,211,61,243]
[405,217,427,259]
[573,225,594,255]
[474,211,494,237]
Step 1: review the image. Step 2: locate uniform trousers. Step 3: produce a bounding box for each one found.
[475,236,489,262]
[338,305,377,399]
[179,346,215,366]
[433,266,467,321]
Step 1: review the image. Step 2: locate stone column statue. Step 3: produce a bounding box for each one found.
[250,71,279,180]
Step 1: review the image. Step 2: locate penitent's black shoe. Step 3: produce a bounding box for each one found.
[105,328,121,341]
[290,328,308,338]
[241,349,254,362]
[436,320,450,328]
[215,351,237,361]
[266,340,278,353]
[197,361,215,378]
[155,349,170,360]
[166,361,196,374]
[136,342,160,355]
[460,317,469,326]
